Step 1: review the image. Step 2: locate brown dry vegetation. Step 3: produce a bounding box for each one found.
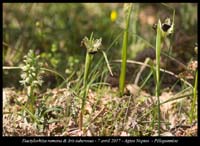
[3,3,197,137]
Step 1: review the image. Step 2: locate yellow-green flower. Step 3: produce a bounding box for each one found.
[110,10,117,22]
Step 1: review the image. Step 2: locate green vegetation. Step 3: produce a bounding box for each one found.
[19,49,43,114]
[3,3,197,137]
[80,33,101,130]
[119,4,133,96]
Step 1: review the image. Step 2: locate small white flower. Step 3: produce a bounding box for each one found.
[31,72,36,77]
[25,77,30,83]
[93,38,102,49]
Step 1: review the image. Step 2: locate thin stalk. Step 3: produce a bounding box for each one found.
[190,70,198,123]
[102,51,113,76]
[119,31,128,96]
[161,92,193,105]
[83,53,93,88]
[119,4,133,96]
[140,70,153,89]
[79,52,93,130]
[3,66,21,69]
[28,86,35,114]
[42,67,65,81]
[155,20,162,136]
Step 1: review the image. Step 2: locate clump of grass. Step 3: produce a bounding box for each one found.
[79,32,113,130]
[119,3,133,96]
[20,49,44,114]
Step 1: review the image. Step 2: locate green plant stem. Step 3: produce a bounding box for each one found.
[82,52,93,111]
[28,85,35,114]
[119,4,132,96]
[83,53,93,88]
[119,31,128,96]
[190,70,198,123]
[102,50,113,76]
[80,52,93,130]
[42,67,65,81]
[155,20,162,136]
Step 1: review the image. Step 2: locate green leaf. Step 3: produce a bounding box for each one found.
[42,106,63,117]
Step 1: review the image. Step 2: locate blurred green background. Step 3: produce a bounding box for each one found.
[3,3,197,88]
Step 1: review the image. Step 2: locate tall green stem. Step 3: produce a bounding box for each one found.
[119,4,133,96]
[190,70,198,123]
[79,51,93,130]
[82,52,93,110]
[28,86,35,114]
[155,20,162,136]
